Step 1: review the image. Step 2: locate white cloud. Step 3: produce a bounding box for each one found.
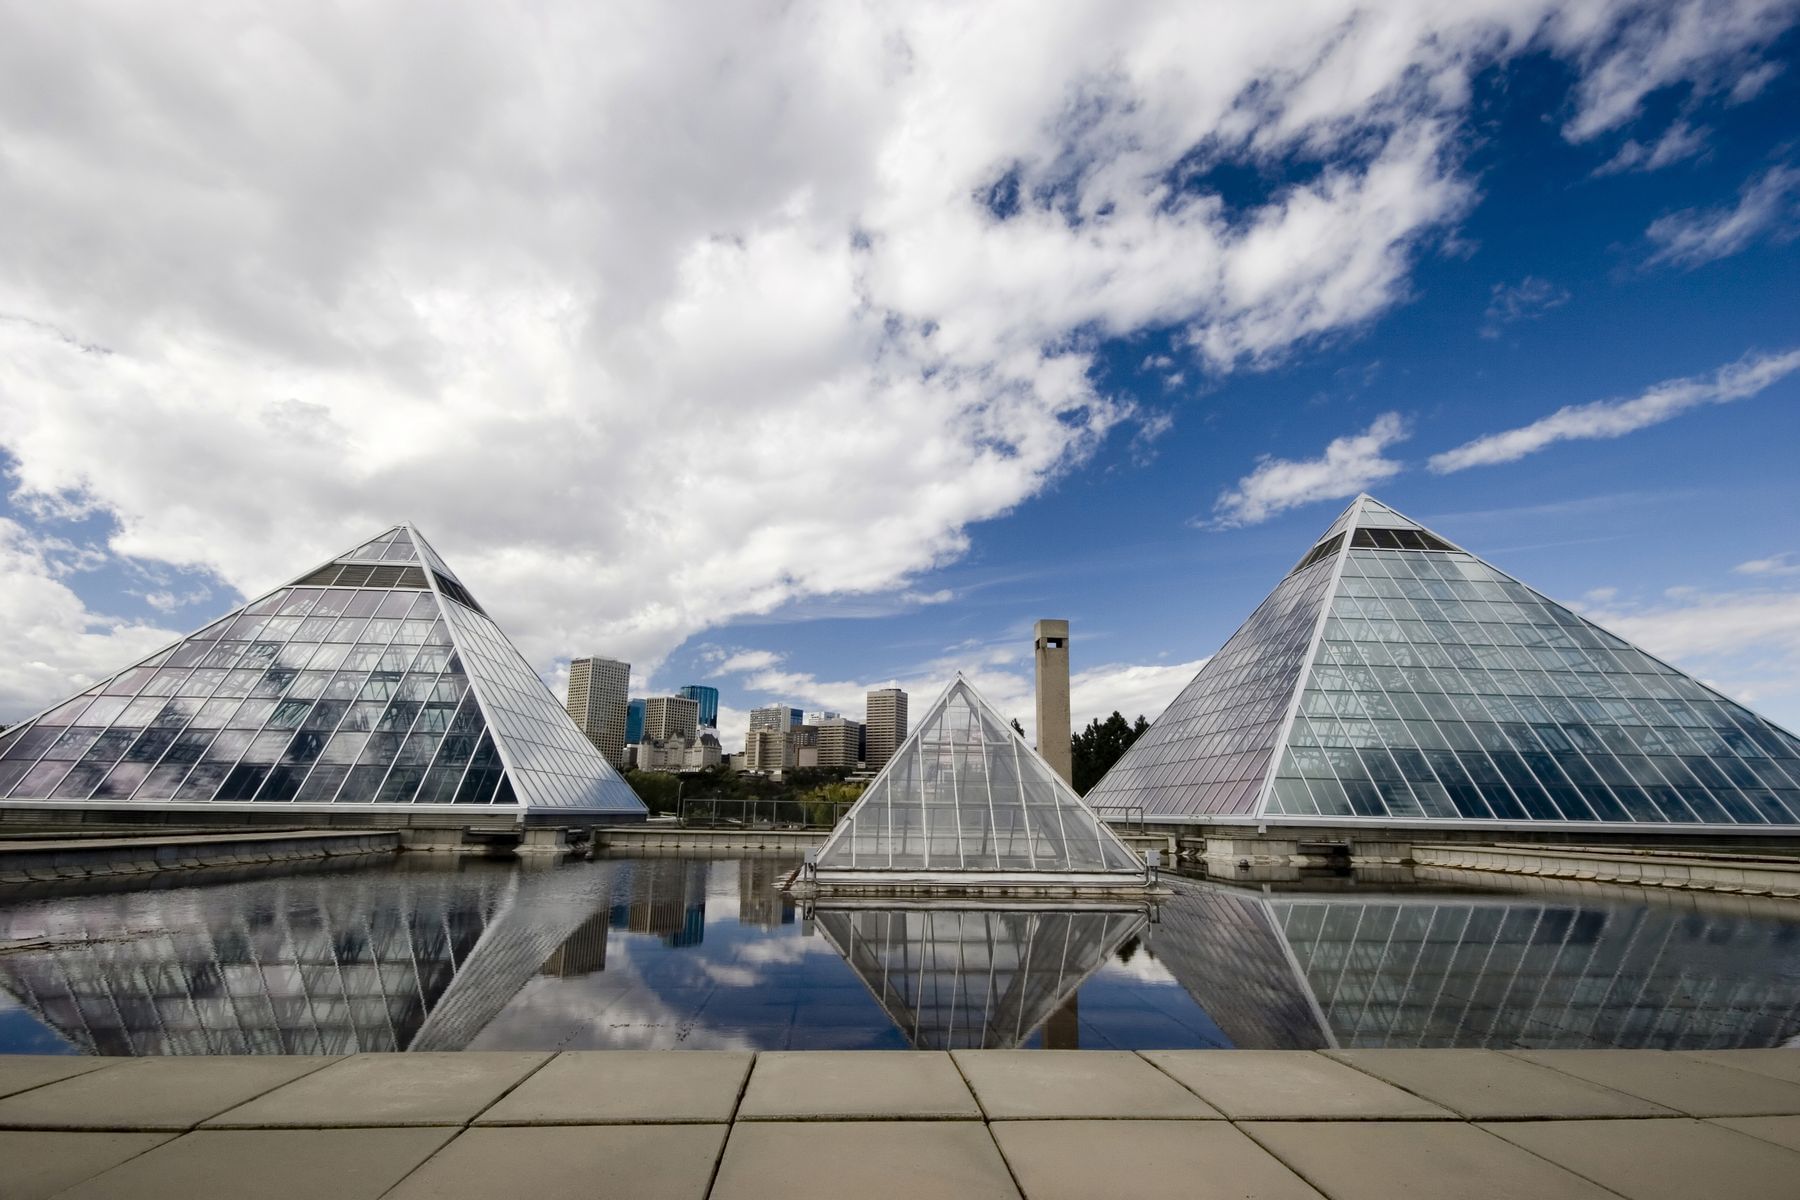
[1481,275,1571,337]
[1578,585,1800,730]
[0,1,1793,718]
[1645,163,1800,267]
[1429,347,1800,472]
[0,518,179,720]
[1207,412,1408,528]
[716,650,784,675]
[1593,120,1709,176]
[1551,0,1797,142]
[1736,553,1800,578]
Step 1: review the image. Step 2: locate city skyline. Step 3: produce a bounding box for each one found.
[2,6,1797,758]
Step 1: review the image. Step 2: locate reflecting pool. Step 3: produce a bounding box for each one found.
[2,854,1798,1055]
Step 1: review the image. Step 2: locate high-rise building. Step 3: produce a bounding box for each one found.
[625,698,645,745]
[1034,619,1073,785]
[678,685,720,728]
[1087,494,1800,828]
[0,525,645,821]
[815,717,864,770]
[865,687,908,770]
[567,656,631,769]
[643,695,700,741]
[745,727,792,773]
[749,705,802,733]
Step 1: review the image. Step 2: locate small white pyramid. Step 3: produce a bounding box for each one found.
[812,676,1144,884]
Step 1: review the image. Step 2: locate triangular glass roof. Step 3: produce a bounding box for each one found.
[1088,496,1800,826]
[812,906,1145,1048]
[814,677,1143,876]
[0,527,644,817]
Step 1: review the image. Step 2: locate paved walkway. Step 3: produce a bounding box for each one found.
[4,1048,1800,1198]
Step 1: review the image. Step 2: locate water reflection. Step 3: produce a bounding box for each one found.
[811,907,1145,1049]
[2,855,1799,1055]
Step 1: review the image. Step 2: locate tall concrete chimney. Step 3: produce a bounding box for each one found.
[1034,619,1073,785]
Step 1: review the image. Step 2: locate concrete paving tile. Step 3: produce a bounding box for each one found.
[1141,1050,1454,1120]
[739,1050,981,1120]
[1508,1049,1800,1116]
[475,1050,749,1125]
[0,1055,338,1130]
[1323,1049,1670,1119]
[385,1124,728,1200]
[1242,1120,1619,1200]
[206,1051,549,1127]
[952,1050,1221,1119]
[1484,1118,1800,1200]
[0,1130,173,1200]
[1708,1115,1800,1154]
[51,1127,455,1200]
[711,1121,1019,1200]
[1680,1049,1800,1086]
[993,1120,1325,1200]
[0,1054,115,1100]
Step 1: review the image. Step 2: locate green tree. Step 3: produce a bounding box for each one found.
[1070,710,1151,795]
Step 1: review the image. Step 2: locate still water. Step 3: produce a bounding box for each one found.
[2,853,1798,1055]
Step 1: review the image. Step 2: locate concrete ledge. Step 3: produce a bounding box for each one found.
[0,829,400,886]
[596,826,829,853]
[1413,843,1800,898]
[2,1050,1800,1198]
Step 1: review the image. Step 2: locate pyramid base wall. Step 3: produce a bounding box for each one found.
[0,800,646,832]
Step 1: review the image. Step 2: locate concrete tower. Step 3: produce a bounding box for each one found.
[567,656,631,769]
[1034,619,1072,785]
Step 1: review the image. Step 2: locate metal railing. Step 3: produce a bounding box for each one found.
[676,797,853,830]
[1093,804,1147,833]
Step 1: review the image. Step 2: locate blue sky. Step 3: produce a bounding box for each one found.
[1,3,1798,750]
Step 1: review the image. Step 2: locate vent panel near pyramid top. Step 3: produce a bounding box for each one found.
[813,677,1143,882]
[0,526,645,818]
[1089,495,1800,827]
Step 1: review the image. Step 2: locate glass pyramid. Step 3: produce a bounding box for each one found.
[812,906,1145,1048]
[0,526,645,819]
[813,676,1145,883]
[1088,495,1800,826]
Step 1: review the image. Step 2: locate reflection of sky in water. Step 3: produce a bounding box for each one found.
[3,854,1800,1055]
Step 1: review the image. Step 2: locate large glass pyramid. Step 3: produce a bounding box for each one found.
[812,907,1145,1048]
[0,526,645,820]
[813,676,1145,885]
[1088,495,1800,827]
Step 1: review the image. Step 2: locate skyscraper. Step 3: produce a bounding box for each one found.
[749,705,801,733]
[643,695,700,741]
[625,698,645,745]
[865,687,908,770]
[815,717,864,770]
[567,656,631,769]
[1087,495,1800,828]
[678,684,720,728]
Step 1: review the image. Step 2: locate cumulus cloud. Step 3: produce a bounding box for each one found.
[1481,276,1572,337]
[1645,163,1800,266]
[1207,413,1409,528]
[1429,347,1800,472]
[0,1,1794,719]
[1579,584,1800,728]
[0,519,179,720]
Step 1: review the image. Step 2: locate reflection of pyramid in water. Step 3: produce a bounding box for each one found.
[1088,496,1800,826]
[814,677,1142,883]
[812,907,1145,1048]
[0,526,644,818]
